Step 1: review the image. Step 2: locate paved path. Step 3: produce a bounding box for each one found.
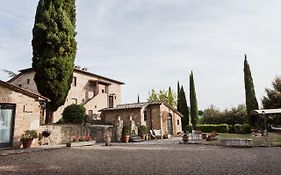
[0,138,280,175]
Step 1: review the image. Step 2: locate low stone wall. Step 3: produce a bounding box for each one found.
[37,124,114,145]
[220,138,253,147]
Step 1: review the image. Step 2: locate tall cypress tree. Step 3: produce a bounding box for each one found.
[244,55,259,127]
[32,0,77,124]
[177,81,181,110]
[190,71,199,129]
[179,86,189,131]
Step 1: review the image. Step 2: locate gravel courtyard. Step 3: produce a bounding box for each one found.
[0,138,281,175]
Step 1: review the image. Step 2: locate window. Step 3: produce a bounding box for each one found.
[102,89,105,93]
[72,76,77,86]
[144,111,147,121]
[27,79,30,84]
[177,120,180,125]
[109,95,114,108]
[18,84,22,88]
[88,110,93,116]
[71,98,77,104]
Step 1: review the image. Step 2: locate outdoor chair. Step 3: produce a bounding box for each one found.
[150,129,162,139]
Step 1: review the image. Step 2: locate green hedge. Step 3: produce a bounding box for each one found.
[62,104,86,124]
[196,124,229,133]
[233,124,250,134]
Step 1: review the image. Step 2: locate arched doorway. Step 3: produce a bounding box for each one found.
[167,113,173,135]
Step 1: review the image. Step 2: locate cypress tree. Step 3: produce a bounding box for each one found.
[244,55,259,127]
[179,86,189,131]
[177,81,181,110]
[32,0,77,124]
[189,71,199,129]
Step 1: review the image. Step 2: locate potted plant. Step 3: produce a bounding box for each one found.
[182,132,189,143]
[122,125,131,143]
[20,130,38,148]
[138,125,147,139]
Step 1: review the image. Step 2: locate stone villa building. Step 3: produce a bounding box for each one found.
[100,102,183,136]
[0,66,183,148]
[8,67,124,122]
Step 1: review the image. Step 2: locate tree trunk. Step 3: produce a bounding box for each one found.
[45,105,54,124]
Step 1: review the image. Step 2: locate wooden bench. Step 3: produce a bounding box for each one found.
[220,138,253,147]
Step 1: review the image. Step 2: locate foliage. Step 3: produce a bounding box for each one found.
[189,71,199,129]
[233,124,250,134]
[32,0,77,124]
[200,104,247,125]
[138,125,147,135]
[262,77,281,109]
[184,125,193,133]
[62,104,86,124]
[234,124,241,134]
[177,83,189,131]
[147,88,177,108]
[21,130,38,139]
[196,124,229,133]
[240,124,251,134]
[122,125,131,136]
[243,55,259,127]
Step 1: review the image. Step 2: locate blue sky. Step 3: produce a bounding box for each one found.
[1,0,281,110]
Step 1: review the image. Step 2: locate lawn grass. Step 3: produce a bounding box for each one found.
[203,132,281,146]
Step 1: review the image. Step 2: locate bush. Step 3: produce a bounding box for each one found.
[62,104,86,124]
[122,125,131,136]
[138,125,147,135]
[184,125,193,133]
[240,124,251,134]
[196,124,229,133]
[234,124,241,134]
[228,125,235,133]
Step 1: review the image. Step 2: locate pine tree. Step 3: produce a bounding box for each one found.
[244,55,259,127]
[189,71,199,129]
[179,86,189,131]
[32,0,77,124]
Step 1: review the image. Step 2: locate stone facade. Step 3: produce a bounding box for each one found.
[8,68,124,122]
[101,102,183,136]
[0,80,48,148]
[37,124,114,144]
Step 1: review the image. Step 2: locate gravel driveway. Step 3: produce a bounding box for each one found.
[0,138,280,175]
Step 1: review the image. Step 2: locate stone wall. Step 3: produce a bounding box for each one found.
[38,124,114,145]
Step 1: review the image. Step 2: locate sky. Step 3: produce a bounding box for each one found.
[0,0,281,110]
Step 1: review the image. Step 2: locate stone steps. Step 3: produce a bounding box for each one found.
[130,135,144,142]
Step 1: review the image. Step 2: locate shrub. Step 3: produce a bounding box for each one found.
[21,130,38,139]
[122,125,131,136]
[184,125,193,133]
[234,124,242,134]
[62,104,86,124]
[228,125,235,133]
[240,124,251,134]
[138,125,147,135]
[196,124,229,133]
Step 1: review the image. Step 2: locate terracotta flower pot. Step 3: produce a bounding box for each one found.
[122,135,130,143]
[21,138,34,148]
